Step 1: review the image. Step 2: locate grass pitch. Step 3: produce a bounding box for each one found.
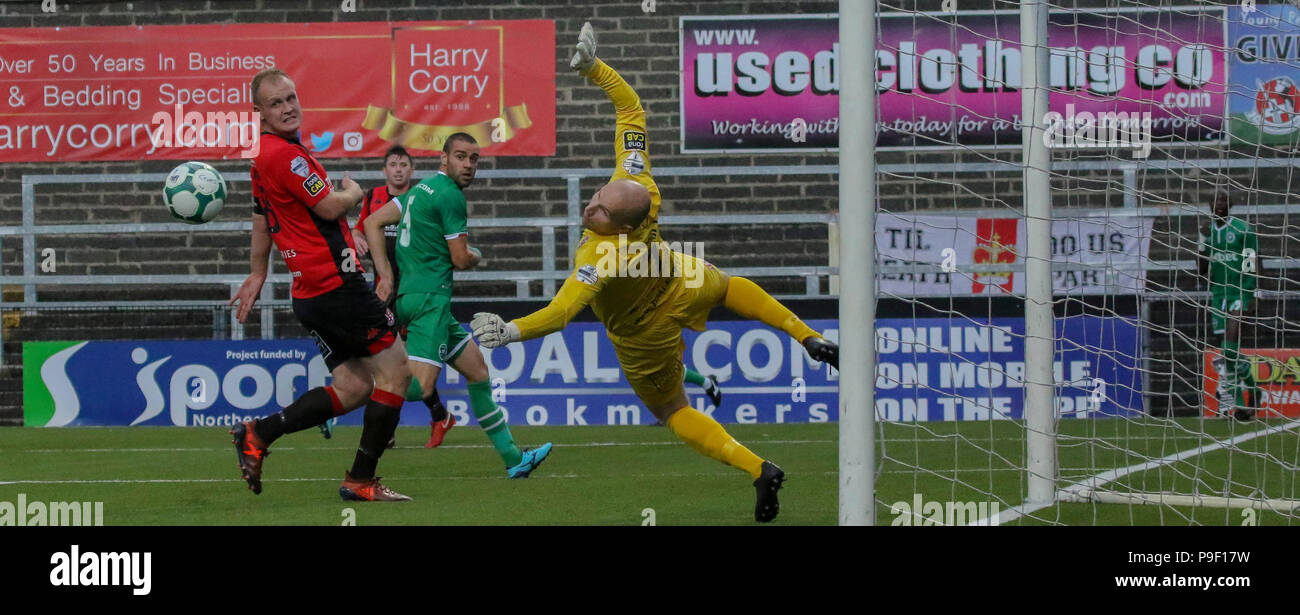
[0,419,1295,526]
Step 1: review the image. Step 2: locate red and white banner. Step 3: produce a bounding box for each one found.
[1203,348,1300,419]
[876,213,1154,297]
[0,21,556,162]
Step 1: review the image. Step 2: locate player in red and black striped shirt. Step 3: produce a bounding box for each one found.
[228,68,413,502]
[351,145,411,305]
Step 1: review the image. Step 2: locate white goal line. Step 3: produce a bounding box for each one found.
[973,419,1300,525]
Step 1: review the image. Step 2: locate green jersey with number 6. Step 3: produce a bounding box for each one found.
[1199,216,1258,300]
[394,171,466,298]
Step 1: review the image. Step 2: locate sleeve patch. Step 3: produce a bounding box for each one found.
[303,173,326,197]
[290,156,310,178]
[576,264,599,285]
[621,151,646,176]
[622,130,647,151]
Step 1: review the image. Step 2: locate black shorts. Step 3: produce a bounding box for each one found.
[293,280,398,372]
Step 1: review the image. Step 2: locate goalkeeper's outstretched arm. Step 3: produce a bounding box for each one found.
[471,265,603,348]
[514,275,600,340]
[570,22,660,218]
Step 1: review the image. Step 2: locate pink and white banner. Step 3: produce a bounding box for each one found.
[680,8,1227,152]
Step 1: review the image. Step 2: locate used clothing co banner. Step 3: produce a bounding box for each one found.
[680,8,1227,151]
[875,213,1154,297]
[0,21,556,161]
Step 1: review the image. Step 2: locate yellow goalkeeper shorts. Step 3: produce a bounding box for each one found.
[608,255,728,409]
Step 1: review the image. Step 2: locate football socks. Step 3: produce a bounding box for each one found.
[1222,340,1260,408]
[404,376,449,421]
[468,380,523,467]
[424,388,449,422]
[723,276,819,344]
[254,386,338,444]
[683,368,706,386]
[665,406,764,480]
[350,389,404,480]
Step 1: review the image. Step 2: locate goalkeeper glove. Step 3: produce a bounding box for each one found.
[471,312,520,349]
[569,21,597,75]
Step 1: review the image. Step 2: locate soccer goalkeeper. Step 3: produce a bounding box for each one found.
[1198,192,1263,420]
[471,24,839,522]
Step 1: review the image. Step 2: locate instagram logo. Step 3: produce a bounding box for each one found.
[343,132,363,152]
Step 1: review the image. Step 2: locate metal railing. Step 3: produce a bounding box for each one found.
[1,165,842,362]
[3,166,842,304]
[5,159,1300,364]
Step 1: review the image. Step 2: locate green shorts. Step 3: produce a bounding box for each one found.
[1209,291,1254,335]
[396,292,471,368]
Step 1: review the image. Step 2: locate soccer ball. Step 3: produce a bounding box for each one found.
[163,161,226,224]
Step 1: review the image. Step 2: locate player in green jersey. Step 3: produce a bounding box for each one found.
[318,145,454,447]
[364,133,552,477]
[1198,192,1264,420]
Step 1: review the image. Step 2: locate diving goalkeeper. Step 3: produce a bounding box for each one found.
[1198,192,1263,420]
[471,24,839,522]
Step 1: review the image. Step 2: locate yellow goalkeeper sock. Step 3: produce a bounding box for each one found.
[723,276,819,343]
[665,407,764,480]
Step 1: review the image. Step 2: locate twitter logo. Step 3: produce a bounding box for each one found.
[310,132,335,152]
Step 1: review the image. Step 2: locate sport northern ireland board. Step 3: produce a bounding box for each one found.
[23,317,1141,427]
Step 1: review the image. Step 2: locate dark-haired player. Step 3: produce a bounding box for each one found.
[1199,191,1264,420]
[363,132,552,478]
[314,145,456,448]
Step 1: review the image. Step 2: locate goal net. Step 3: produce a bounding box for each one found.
[870,0,1300,525]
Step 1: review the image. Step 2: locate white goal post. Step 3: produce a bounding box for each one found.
[849,0,1300,526]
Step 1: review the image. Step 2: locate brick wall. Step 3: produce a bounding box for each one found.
[0,0,864,307]
[5,0,1295,287]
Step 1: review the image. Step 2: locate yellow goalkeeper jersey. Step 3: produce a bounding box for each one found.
[587,58,661,245]
[514,59,685,341]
